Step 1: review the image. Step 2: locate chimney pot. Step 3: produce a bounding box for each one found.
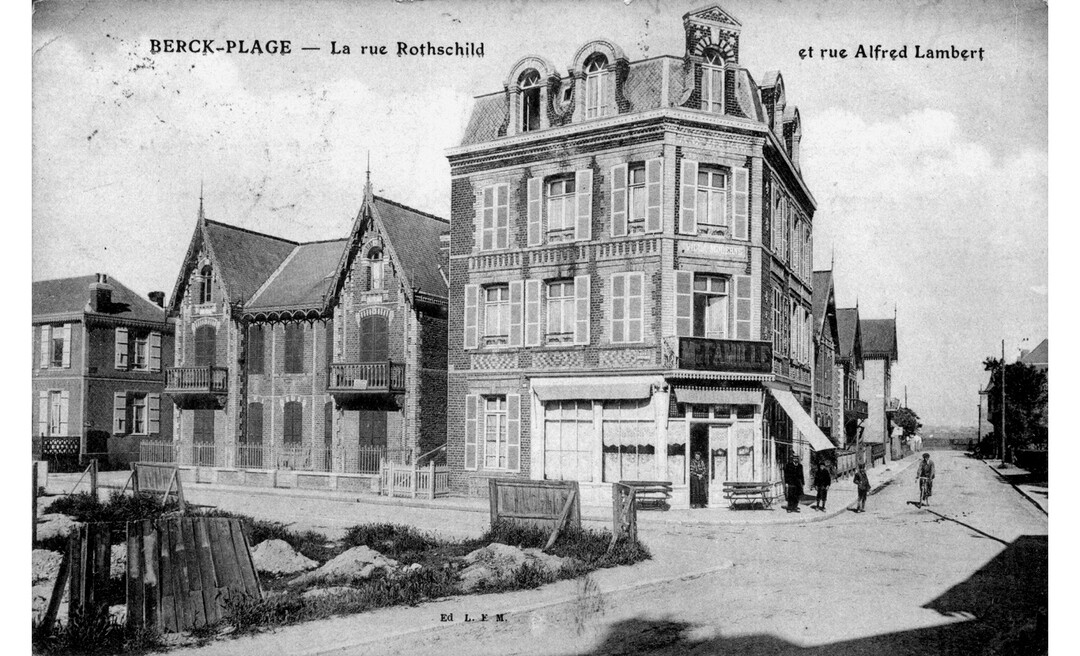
[148,291,166,308]
[88,273,114,312]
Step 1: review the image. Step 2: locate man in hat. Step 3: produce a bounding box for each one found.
[783,454,804,512]
[917,452,935,506]
[853,463,871,512]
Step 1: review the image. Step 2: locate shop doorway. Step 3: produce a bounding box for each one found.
[690,424,709,507]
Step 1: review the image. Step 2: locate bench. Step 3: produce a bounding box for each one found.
[619,480,673,511]
[722,482,776,509]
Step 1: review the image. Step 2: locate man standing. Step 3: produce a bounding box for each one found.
[784,455,804,512]
[853,463,871,512]
[812,461,832,511]
[917,452,936,506]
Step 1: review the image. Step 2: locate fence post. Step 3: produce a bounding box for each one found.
[32,462,38,544]
[428,462,435,498]
[90,458,99,499]
[411,460,418,498]
[488,478,499,526]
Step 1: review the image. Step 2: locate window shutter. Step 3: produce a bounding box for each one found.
[149,331,162,372]
[645,158,663,233]
[496,185,510,250]
[628,273,644,343]
[148,393,160,434]
[736,275,752,339]
[113,391,127,434]
[675,271,693,336]
[114,327,128,369]
[527,177,542,246]
[38,391,48,435]
[509,281,524,347]
[575,169,593,241]
[463,284,479,350]
[507,394,521,471]
[574,274,591,345]
[39,326,49,369]
[733,166,749,240]
[59,391,69,435]
[464,394,478,470]
[610,164,628,237]
[679,159,698,234]
[610,274,625,344]
[524,279,541,347]
[61,324,71,368]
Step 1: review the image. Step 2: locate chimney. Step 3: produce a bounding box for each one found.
[88,273,113,313]
[148,291,166,308]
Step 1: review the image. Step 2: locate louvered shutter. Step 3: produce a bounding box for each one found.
[38,391,48,435]
[113,391,127,434]
[114,327,129,369]
[610,164,628,237]
[675,271,694,336]
[149,332,162,372]
[464,394,478,470]
[61,324,71,368]
[575,169,593,241]
[645,158,663,233]
[679,159,698,234]
[628,273,643,343]
[507,394,521,471]
[574,275,591,345]
[496,185,510,250]
[527,177,542,246]
[463,284,479,350]
[59,391,69,435]
[611,274,625,343]
[148,393,160,434]
[509,281,524,347]
[39,325,49,369]
[735,275,752,339]
[733,166,749,240]
[524,280,541,347]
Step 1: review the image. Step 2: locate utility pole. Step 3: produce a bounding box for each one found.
[977,398,982,454]
[1000,339,1007,467]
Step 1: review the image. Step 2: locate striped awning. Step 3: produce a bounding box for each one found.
[531,376,663,401]
[768,387,836,452]
[673,387,761,406]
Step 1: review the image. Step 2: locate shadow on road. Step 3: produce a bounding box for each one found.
[576,535,1047,656]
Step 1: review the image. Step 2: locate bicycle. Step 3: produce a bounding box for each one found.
[918,476,932,507]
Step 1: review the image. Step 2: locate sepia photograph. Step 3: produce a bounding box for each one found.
[29,0,1049,653]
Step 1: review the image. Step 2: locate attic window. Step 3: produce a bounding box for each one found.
[197,265,213,304]
[701,50,724,114]
[520,70,541,133]
[367,247,384,291]
[583,54,608,119]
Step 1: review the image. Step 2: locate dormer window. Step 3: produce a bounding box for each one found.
[197,265,213,304]
[702,50,725,114]
[367,247,385,291]
[520,70,541,133]
[584,55,607,119]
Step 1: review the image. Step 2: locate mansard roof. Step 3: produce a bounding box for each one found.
[836,307,861,361]
[33,274,168,325]
[860,318,898,361]
[247,238,349,312]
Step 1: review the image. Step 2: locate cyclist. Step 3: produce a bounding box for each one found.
[916,453,935,506]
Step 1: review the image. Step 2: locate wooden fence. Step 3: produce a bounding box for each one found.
[380,462,450,498]
[488,479,581,533]
[611,483,638,543]
[129,463,187,511]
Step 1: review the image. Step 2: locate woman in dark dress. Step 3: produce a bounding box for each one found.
[690,451,708,508]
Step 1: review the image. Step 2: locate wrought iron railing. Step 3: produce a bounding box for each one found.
[139,440,177,464]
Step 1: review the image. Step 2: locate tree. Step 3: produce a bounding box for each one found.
[893,406,922,439]
[982,357,1048,461]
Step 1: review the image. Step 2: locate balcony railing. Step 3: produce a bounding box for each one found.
[165,366,229,394]
[669,337,773,374]
[329,361,406,394]
[886,398,902,413]
[845,398,869,418]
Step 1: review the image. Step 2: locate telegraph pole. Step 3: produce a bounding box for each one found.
[1000,339,1006,467]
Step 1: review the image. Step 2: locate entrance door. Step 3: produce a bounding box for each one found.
[709,425,730,500]
[689,424,709,507]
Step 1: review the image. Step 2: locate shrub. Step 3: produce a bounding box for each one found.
[32,607,130,656]
[341,523,439,559]
[44,491,179,528]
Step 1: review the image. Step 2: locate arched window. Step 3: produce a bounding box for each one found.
[367,247,384,291]
[702,50,724,114]
[197,265,213,304]
[520,70,542,132]
[359,315,389,362]
[583,54,608,119]
[194,325,216,366]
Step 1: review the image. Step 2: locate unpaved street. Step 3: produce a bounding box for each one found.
[173,452,1047,656]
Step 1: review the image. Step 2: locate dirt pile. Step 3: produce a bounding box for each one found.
[251,539,318,576]
[36,514,77,541]
[459,543,575,591]
[288,545,398,586]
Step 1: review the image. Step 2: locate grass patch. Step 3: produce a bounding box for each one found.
[32,607,163,656]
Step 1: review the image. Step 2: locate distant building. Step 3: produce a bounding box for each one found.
[835,306,867,450]
[33,274,175,469]
[811,270,839,444]
[859,317,899,461]
[1019,338,1048,372]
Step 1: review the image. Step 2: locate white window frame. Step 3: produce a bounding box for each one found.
[132,333,149,370]
[520,70,542,133]
[546,177,577,232]
[48,390,64,436]
[628,164,646,224]
[610,272,645,344]
[693,274,729,339]
[543,400,594,482]
[695,168,728,228]
[545,279,576,342]
[483,285,510,344]
[131,393,148,435]
[702,52,725,114]
[50,327,65,367]
[584,57,606,119]
[483,396,509,470]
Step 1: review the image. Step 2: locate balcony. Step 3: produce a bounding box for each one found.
[885,398,902,414]
[845,397,869,420]
[666,337,773,375]
[329,361,406,398]
[166,366,229,407]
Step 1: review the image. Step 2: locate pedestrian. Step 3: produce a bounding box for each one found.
[917,452,935,506]
[690,451,708,509]
[812,461,831,511]
[853,463,871,512]
[783,454,804,512]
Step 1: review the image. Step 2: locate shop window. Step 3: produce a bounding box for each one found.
[543,400,593,482]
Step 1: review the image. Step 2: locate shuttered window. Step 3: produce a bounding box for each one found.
[464,394,479,470]
[463,284,479,350]
[575,169,593,241]
[480,184,509,251]
[610,272,644,343]
[283,401,303,444]
[149,332,162,372]
[527,177,542,246]
[358,315,389,361]
[115,327,129,369]
[524,279,541,347]
[481,394,521,471]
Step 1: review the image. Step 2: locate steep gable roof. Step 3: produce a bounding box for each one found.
[33,275,167,325]
[247,239,348,311]
[1019,338,1048,370]
[372,196,449,299]
[202,219,298,303]
[861,318,898,361]
[811,270,833,331]
[836,307,860,360]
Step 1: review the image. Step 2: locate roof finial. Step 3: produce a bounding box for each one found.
[198,180,205,221]
[831,244,835,270]
[364,152,373,199]
[894,302,897,320]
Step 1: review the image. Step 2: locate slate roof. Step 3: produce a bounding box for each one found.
[812,270,833,331]
[372,196,449,298]
[1019,338,1048,370]
[33,275,168,325]
[860,319,897,361]
[202,220,298,303]
[247,239,348,310]
[836,308,860,360]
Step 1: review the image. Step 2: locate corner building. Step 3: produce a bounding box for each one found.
[446,5,831,507]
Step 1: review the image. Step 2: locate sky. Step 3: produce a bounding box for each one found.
[30,0,1048,428]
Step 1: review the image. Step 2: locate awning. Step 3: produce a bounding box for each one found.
[768,388,836,452]
[673,387,761,406]
[531,376,662,402]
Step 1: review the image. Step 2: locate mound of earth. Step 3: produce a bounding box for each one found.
[251,539,318,576]
[36,514,77,541]
[459,543,576,592]
[289,545,399,586]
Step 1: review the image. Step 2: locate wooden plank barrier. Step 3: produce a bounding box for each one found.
[488,479,581,534]
[126,516,261,633]
[611,483,638,544]
[130,463,188,511]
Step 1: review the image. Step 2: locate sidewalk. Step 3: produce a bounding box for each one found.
[987,460,1048,515]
